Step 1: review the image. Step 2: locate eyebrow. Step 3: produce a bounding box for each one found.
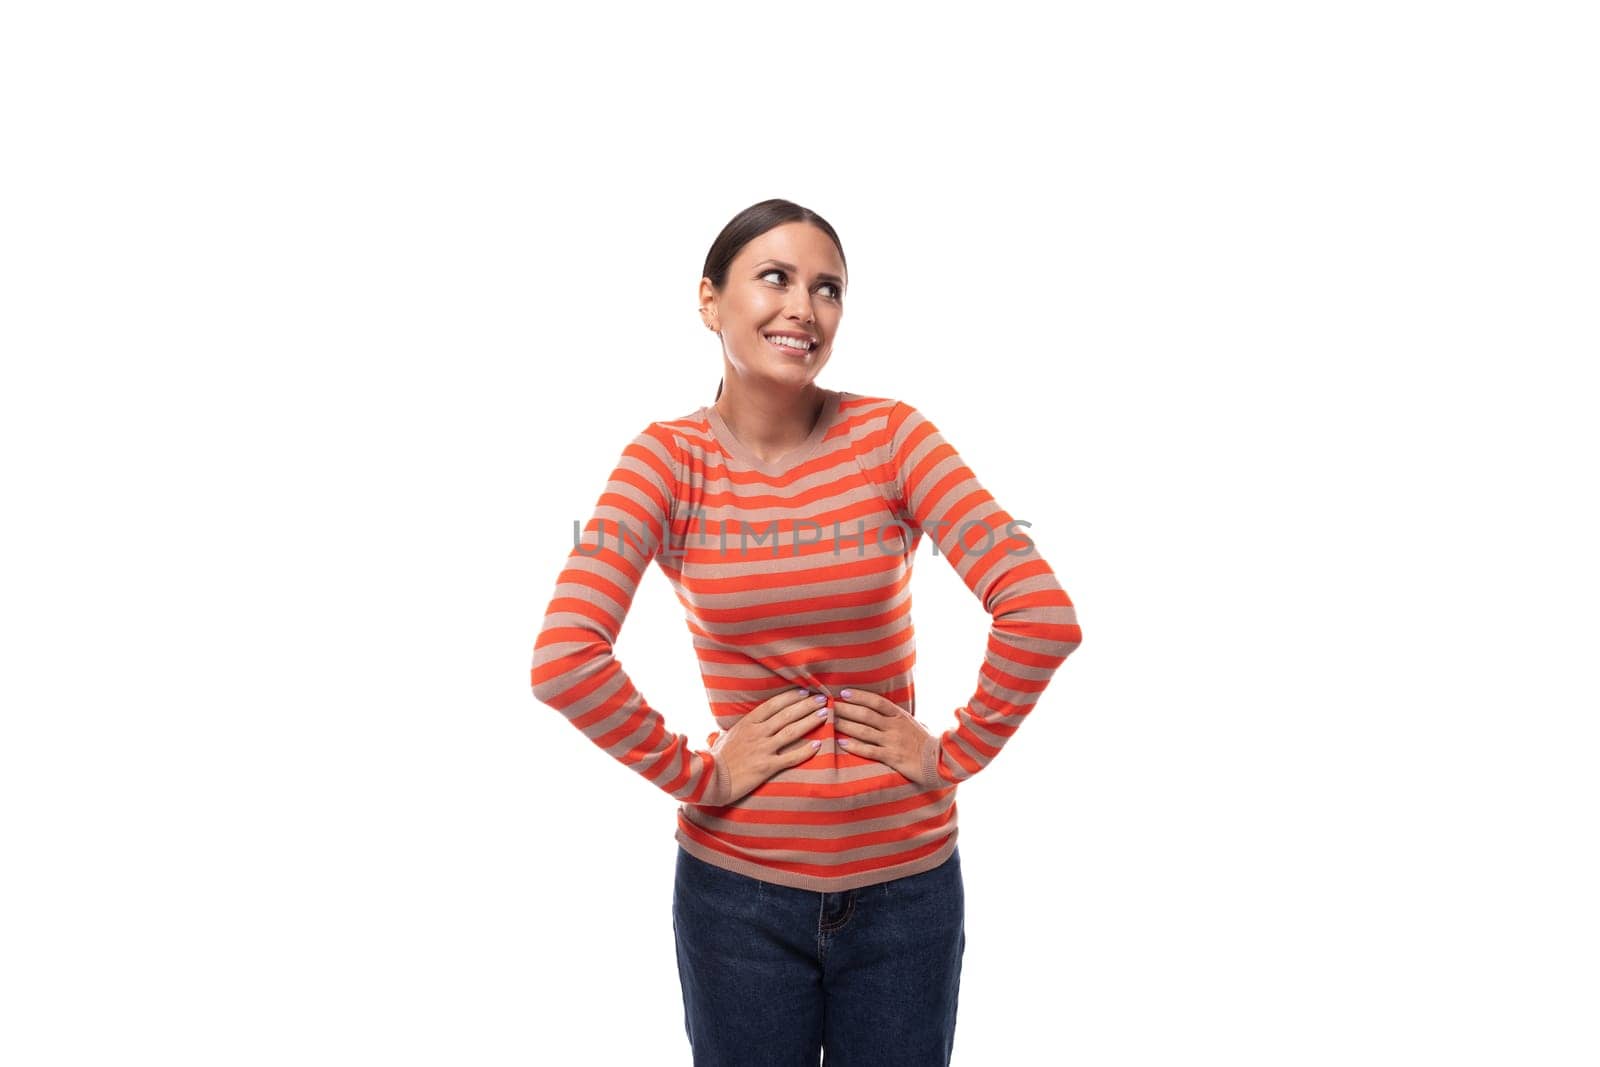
[756,259,846,288]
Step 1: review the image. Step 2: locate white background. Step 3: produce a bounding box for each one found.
[3,2,1596,1064]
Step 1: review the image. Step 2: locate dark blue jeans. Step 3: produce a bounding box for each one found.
[671,845,966,1066]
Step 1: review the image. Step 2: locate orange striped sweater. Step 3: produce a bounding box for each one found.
[530,388,1082,892]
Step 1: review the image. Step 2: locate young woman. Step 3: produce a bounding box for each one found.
[531,198,1083,1065]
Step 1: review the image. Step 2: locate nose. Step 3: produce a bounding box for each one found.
[785,288,815,325]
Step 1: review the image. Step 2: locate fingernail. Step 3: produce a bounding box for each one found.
[811,740,822,748]
[815,708,828,717]
[814,694,828,704]
[841,689,853,698]
[838,739,850,748]
[798,688,810,696]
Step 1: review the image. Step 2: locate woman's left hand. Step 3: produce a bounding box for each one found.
[831,688,943,789]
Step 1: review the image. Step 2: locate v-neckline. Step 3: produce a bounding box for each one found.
[704,389,842,477]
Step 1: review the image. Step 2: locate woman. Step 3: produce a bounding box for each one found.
[531,198,1082,1065]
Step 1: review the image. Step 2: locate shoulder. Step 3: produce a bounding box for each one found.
[649,404,718,466]
[833,392,942,453]
[833,390,924,443]
[619,403,724,481]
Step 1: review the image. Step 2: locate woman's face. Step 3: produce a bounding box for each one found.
[701,221,846,392]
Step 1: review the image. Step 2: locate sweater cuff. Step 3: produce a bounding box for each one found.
[918,731,943,790]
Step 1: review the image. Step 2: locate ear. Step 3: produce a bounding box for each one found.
[698,277,719,332]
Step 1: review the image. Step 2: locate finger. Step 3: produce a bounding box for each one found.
[778,736,825,765]
[774,693,832,733]
[832,716,886,743]
[774,703,832,747]
[754,687,825,723]
[832,699,894,728]
[836,735,885,759]
[840,689,903,718]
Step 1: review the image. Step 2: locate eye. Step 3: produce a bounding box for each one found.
[760,268,843,301]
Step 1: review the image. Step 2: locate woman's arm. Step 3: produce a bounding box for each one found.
[530,424,733,806]
[888,401,1084,789]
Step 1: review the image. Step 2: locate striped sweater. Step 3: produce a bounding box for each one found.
[530,387,1082,892]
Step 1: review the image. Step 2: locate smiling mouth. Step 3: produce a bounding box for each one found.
[764,334,817,355]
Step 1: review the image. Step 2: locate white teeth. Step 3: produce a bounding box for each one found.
[767,334,813,350]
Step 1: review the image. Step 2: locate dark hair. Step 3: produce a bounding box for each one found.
[703,199,848,402]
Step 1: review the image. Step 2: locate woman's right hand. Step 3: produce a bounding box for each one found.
[709,689,833,804]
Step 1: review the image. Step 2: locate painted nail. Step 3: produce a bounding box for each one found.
[815,708,828,717]
[811,740,822,749]
[798,688,810,696]
[838,738,850,748]
[841,689,853,698]
[814,694,828,704]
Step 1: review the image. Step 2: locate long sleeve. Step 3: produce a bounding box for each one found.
[530,424,734,806]
[888,401,1084,789]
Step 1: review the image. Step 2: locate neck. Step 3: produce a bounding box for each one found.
[714,382,829,455]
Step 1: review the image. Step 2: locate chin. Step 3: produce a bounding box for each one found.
[765,365,822,387]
